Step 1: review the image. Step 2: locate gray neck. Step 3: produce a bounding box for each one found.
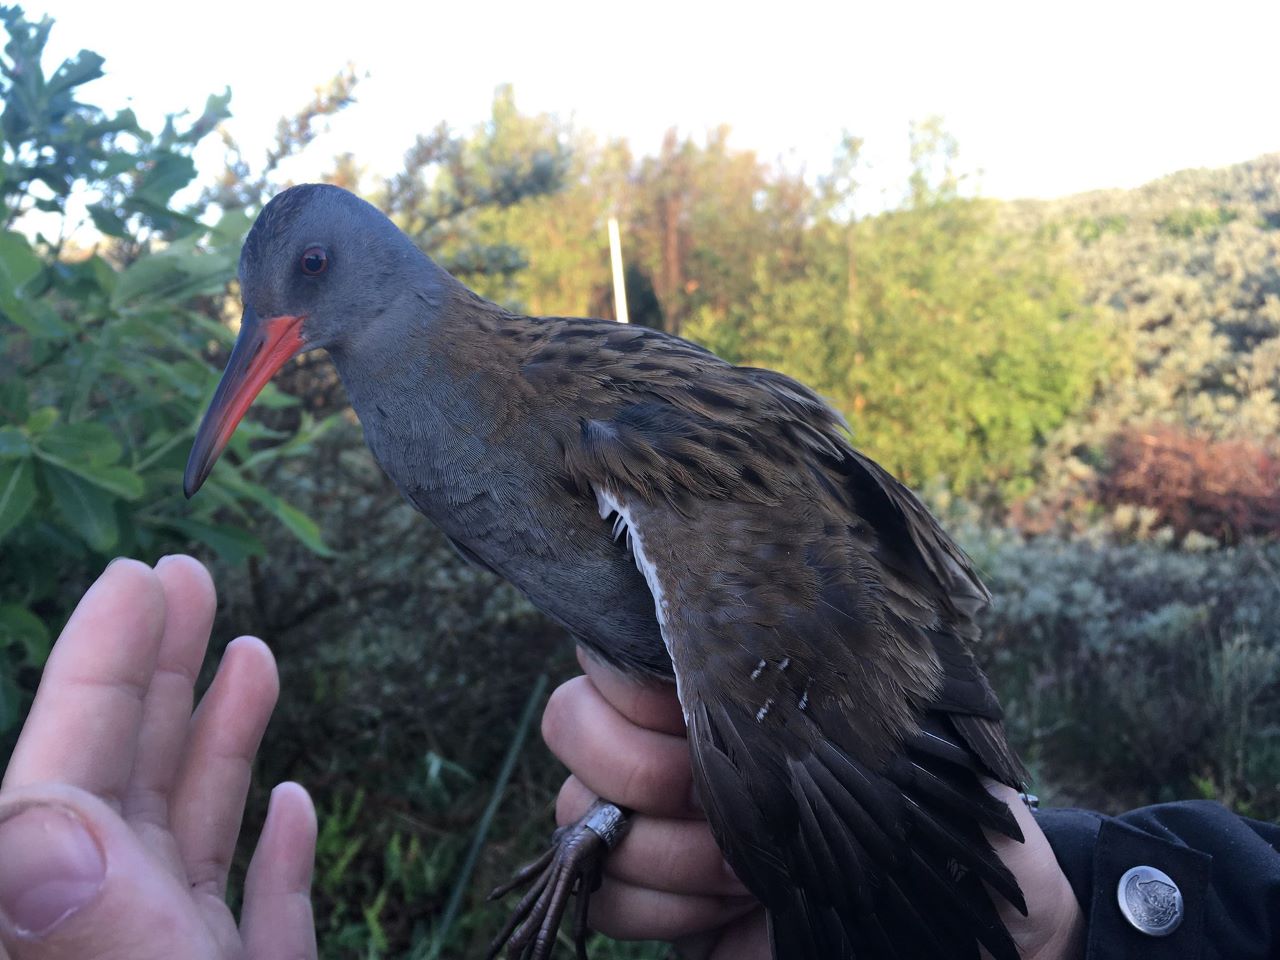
[326,260,515,517]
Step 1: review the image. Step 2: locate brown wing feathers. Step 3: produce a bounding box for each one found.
[527,316,1027,959]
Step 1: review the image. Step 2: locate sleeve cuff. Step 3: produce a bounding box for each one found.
[1037,807,1211,959]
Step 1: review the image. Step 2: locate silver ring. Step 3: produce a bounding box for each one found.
[583,802,630,850]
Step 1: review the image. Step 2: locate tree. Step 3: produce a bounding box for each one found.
[377,84,570,304]
[685,123,1116,498]
[848,196,1116,495]
[629,127,809,336]
[0,6,334,742]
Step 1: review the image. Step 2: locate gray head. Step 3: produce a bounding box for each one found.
[184,184,436,496]
[238,183,429,353]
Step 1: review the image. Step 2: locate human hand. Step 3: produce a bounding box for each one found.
[542,647,1084,960]
[0,556,317,960]
[541,648,765,959]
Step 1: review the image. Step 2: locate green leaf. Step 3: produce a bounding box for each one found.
[134,154,197,207]
[0,428,30,458]
[0,458,36,542]
[0,383,29,423]
[46,49,106,95]
[0,604,51,664]
[4,296,72,338]
[0,231,42,289]
[240,412,338,470]
[42,463,119,552]
[272,501,334,556]
[223,477,334,556]
[111,249,232,308]
[0,230,46,332]
[28,427,144,504]
[88,203,130,239]
[36,422,120,466]
[210,208,253,246]
[56,460,144,500]
[253,383,301,409]
[176,89,232,146]
[100,152,141,179]
[165,518,265,564]
[125,197,206,237]
[33,425,144,498]
[25,407,58,434]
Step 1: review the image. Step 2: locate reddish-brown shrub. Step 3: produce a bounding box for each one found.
[1098,426,1280,543]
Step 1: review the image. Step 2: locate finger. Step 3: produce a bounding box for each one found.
[675,910,771,960]
[3,560,166,808]
[124,556,217,841]
[171,637,279,899]
[557,776,748,896]
[576,647,686,735]
[983,782,1084,958]
[241,783,318,960]
[586,875,757,942]
[0,783,216,960]
[542,676,699,818]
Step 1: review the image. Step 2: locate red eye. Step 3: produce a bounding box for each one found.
[300,246,328,276]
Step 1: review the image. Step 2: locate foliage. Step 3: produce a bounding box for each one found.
[379,84,571,300]
[966,526,1280,819]
[466,130,636,320]
[849,199,1115,494]
[1098,426,1280,544]
[1007,155,1280,530]
[629,127,810,337]
[200,65,361,214]
[683,138,1117,498]
[0,6,335,742]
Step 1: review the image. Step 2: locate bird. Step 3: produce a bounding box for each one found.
[185,183,1029,960]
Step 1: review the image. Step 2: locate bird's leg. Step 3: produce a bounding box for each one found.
[487,799,631,960]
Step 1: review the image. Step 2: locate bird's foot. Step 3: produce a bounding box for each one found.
[486,800,631,960]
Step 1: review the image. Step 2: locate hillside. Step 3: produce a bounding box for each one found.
[998,154,1280,539]
[1011,153,1280,441]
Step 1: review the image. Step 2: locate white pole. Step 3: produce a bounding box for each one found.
[607,216,629,324]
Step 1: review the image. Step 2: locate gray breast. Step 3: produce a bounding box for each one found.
[364,408,671,677]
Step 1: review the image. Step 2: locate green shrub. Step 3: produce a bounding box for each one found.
[966,527,1280,817]
[1158,205,1238,237]
[0,6,332,743]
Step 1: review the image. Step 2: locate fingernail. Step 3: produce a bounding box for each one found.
[0,806,106,938]
[105,557,127,572]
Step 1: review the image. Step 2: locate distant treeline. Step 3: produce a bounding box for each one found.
[396,92,1280,541]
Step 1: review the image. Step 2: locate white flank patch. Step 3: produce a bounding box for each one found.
[595,487,689,722]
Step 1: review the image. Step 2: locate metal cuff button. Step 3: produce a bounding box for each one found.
[1117,865,1183,936]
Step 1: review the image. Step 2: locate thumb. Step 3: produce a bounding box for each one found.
[0,784,213,960]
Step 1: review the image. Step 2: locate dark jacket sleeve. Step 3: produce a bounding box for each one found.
[1036,800,1280,960]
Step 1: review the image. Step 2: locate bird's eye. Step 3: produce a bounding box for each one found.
[300,246,328,276]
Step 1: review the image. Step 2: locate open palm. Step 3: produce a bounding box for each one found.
[0,557,316,960]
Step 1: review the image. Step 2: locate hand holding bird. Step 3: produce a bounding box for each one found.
[545,648,1085,960]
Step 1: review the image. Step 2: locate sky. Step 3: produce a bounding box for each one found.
[31,0,1280,208]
